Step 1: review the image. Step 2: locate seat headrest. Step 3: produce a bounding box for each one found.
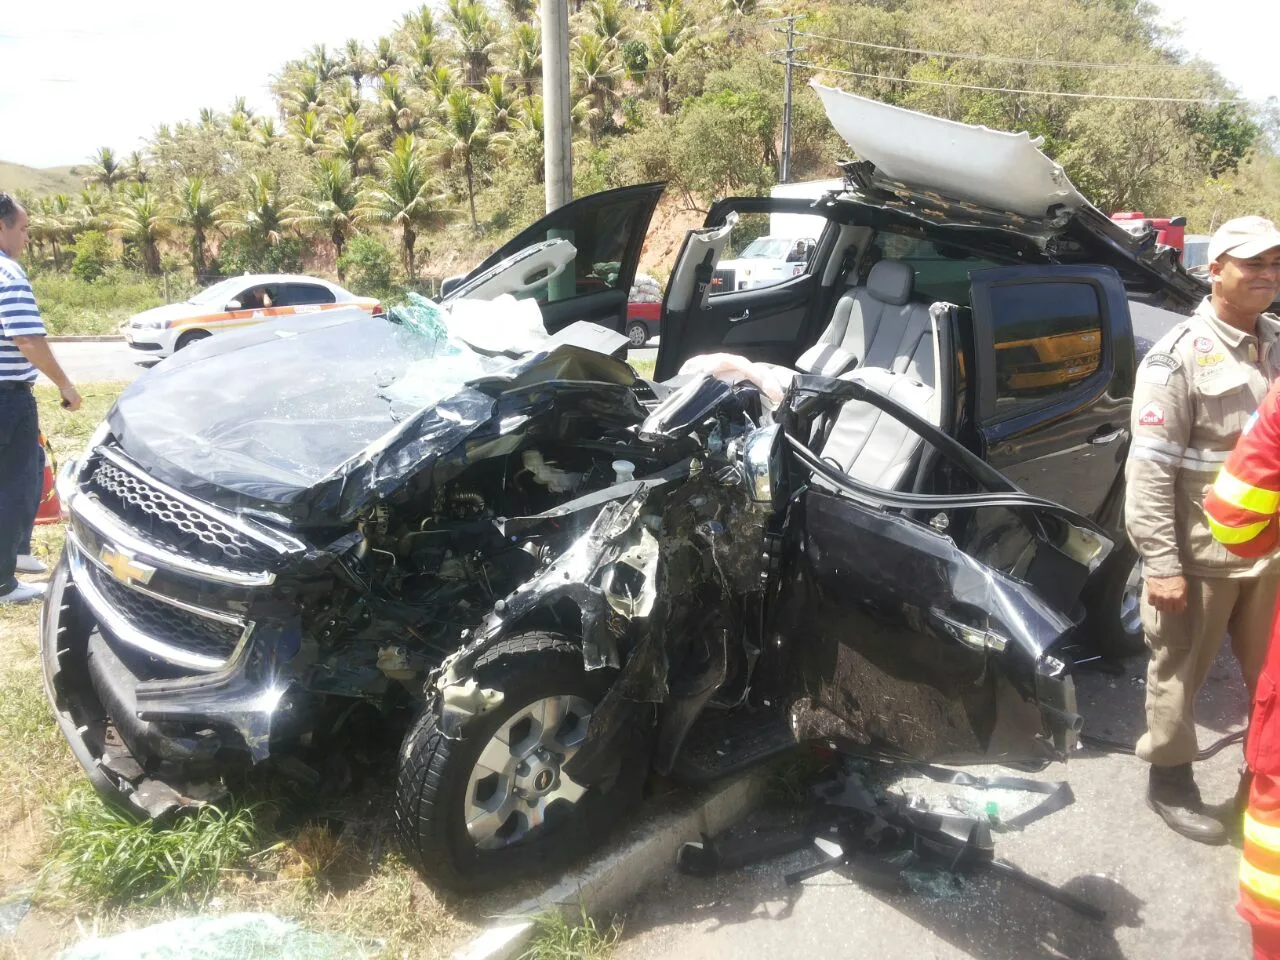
[867,260,913,306]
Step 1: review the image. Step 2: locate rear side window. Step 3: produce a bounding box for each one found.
[989,281,1104,412]
[876,234,1002,306]
[282,283,336,306]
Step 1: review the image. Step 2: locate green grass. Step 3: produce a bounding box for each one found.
[45,788,258,907]
[630,358,655,380]
[0,161,83,196]
[517,905,622,960]
[32,273,188,337]
[35,382,126,463]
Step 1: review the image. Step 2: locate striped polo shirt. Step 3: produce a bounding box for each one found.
[0,251,45,382]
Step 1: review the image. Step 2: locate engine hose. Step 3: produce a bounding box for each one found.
[1079,728,1244,762]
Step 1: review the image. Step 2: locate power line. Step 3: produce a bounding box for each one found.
[790,29,1207,73]
[785,59,1252,105]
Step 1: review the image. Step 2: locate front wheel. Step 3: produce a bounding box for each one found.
[393,632,649,891]
[626,321,649,347]
[174,329,211,352]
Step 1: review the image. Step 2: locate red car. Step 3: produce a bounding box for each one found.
[625,300,661,346]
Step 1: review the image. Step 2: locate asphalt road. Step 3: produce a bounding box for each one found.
[616,649,1250,960]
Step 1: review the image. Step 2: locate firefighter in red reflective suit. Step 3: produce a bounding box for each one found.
[1206,380,1280,958]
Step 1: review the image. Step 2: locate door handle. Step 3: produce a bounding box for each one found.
[727,309,751,323]
[1087,425,1125,445]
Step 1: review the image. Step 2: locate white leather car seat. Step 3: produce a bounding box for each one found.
[814,264,943,490]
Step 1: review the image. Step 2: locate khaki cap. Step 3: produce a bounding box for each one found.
[1209,216,1280,263]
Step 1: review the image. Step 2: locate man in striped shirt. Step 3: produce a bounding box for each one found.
[0,192,79,604]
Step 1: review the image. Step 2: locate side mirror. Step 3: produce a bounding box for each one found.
[226,299,242,311]
[440,274,465,299]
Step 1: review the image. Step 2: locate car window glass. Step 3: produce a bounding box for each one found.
[710,212,815,296]
[516,198,647,303]
[282,283,337,306]
[875,233,1002,306]
[989,281,1104,413]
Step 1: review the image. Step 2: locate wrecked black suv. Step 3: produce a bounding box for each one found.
[42,87,1203,890]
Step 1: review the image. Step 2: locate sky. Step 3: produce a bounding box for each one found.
[2,0,1277,170]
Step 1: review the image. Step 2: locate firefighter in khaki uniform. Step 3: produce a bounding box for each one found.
[1205,378,1280,960]
[1126,216,1280,844]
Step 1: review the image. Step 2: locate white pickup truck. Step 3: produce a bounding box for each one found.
[713,234,816,292]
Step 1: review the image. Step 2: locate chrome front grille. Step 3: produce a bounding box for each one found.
[86,563,244,664]
[87,458,275,570]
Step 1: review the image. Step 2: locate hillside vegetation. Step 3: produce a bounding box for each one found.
[9,0,1280,310]
[0,161,84,197]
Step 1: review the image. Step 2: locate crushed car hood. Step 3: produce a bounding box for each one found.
[812,82,1091,219]
[107,308,643,528]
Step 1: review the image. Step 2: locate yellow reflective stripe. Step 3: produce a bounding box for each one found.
[1246,812,1280,853]
[1242,857,1280,905]
[1206,513,1270,545]
[1214,469,1280,515]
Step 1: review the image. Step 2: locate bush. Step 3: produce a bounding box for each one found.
[32,272,166,335]
[216,234,306,275]
[70,231,113,282]
[337,234,395,297]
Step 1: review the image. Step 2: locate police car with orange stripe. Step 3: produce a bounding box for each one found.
[123,274,381,357]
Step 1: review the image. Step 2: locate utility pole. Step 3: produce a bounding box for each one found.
[541,0,572,213]
[769,13,804,184]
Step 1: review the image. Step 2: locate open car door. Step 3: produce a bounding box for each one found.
[775,376,1111,765]
[446,183,664,335]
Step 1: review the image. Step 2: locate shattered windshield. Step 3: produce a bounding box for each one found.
[107,295,637,521]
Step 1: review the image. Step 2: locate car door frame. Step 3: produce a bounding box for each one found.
[967,264,1135,524]
[774,374,1110,763]
[452,183,665,336]
[655,197,841,380]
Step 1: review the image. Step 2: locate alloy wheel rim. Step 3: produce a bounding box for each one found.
[628,325,647,346]
[463,694,593,850]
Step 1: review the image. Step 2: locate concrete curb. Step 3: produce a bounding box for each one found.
[47,335,125,343]
[454,771,768,960]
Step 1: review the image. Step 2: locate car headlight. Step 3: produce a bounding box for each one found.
[58,420,111,506]
[136,320,164,330]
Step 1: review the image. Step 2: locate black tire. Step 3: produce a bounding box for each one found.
[394,632,650,892]
[626,321,649,347]
[1083,541,1145,660]
[175,329,211,352]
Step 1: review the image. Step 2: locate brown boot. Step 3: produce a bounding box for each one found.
[1147,763,1228,845]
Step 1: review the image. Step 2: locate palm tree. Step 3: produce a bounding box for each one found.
[586,0,625,45]
[230,95,255,120]
[422,64,458,106]
[219,171,286,249]
[572,33,622,145]
[253,117,281,148]
[170,176,218,277]
[288,110,325,156]
[76,186,112,233]
[480,74,518,133]
[401,3,437,36]
[285,158,361,275]
[360,136,446,279]
[447,0,498,86]
[372,72,421,149]
[284,71,324,116]
[370,36,400,76]
[87,147,125,192]
[510,22,542,100]
[326,79,363,122]
[114,185,169,275]
[198,107,222,130]
[309,43,341,83]
[326,112,377,179]
[229,111,254,140]
[502,0,536,22]
[124,150,149,185]
[434,88,491,231]
[342,39,371,95]
[647,0,691,114]
[513,96,545,183]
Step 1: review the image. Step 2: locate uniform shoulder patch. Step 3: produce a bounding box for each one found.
[1194,336,1215,353]
[1138,402,1166,427]
[1139,351,1179,385]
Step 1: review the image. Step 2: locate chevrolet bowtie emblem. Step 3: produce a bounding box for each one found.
[99,544,156,587]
